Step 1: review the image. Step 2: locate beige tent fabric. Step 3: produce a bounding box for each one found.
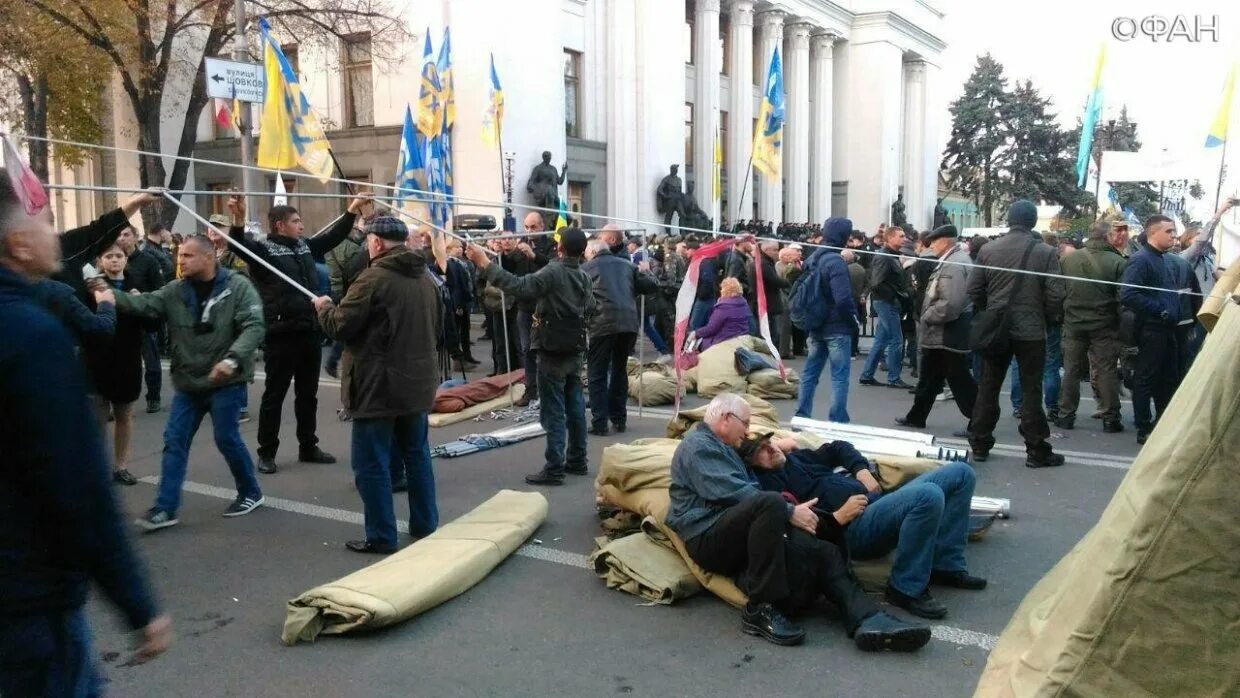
[976,301,1240,697]
[589,534,703,604]
[682,366,699,393]
[1197,263,1240,331]
[281,490,547,645]
[428,384,525,428]
[695,336,754,397]
[628,371,681,406]
[746,367,800,400]
[666,394,782,439]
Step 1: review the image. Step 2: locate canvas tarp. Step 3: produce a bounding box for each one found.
[588,533,703,604]
[281,490,547,645]
[695,336,762,397]
[746,367,800,400]
[628,371,681,406]
[976,300,1240,697]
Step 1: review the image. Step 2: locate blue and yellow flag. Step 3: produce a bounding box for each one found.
[394,105,427,211]
[256,18,334,182]
[751,47,785,181]
[1206,64,1236,148]
[1075,44,1106,188]
[713,124,723,207]
[436,28,454,215]
[482,53,504,148]
[417,31,444,140]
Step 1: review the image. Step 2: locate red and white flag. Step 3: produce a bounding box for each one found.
[673,238,735,410]
[215,99,233,129]
[2,134,49,215]
[751,248,787,380]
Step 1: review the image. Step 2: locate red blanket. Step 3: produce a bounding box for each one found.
[432,370,525,414]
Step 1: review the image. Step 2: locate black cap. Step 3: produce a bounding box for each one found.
[365,215,409,242]
[924,224,959,244]
[736,432,775,462]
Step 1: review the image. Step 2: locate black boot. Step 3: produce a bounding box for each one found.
[740,602,806,646]
[884,585,947,619]
[851,611,931,652]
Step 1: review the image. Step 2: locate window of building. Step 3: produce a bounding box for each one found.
[720,15,730,76]
[206,182,233,216]
[564,49,582,138]
[684,1,695,65]
[342,33,373,128]
[568,182,586,225]
[684,103,694,168]
[282,43,300,77]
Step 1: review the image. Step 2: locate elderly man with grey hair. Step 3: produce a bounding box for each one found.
[665,393,930,651]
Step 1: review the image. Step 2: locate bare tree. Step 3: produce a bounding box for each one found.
[21,0,409,227]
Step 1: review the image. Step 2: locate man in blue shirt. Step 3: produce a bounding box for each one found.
[1121,216,1182,444]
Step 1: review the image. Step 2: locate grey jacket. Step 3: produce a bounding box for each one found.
[919,245,973,353]
[967,228,1065,341]
[581,250,659,337]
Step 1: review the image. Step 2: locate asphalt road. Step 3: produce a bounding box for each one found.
[85,338,1140,697]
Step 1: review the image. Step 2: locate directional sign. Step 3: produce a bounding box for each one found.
[204,57,265,103]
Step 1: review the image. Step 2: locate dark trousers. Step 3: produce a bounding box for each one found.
[905,348,977,425]
[141,331,162,402]
[1132,328,1177,433]
[969,339,1052,458]
[488,308,520,376]
[0,607,100,697]
[587,331,636,429]
[517,309,539,391]
[684,493,877,632]
[257,331,321,460]
[1059,326,1122,422]
[455,311,473,359]
[537,353,587,474]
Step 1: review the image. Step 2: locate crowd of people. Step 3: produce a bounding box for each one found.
[4,154,1233,689]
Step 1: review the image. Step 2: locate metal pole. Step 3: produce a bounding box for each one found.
[232,0,257,217]
[637,229,647,420]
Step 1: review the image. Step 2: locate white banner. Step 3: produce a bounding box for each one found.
[1100,150,1209,183]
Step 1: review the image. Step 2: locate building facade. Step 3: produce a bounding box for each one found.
[45,0,946,236]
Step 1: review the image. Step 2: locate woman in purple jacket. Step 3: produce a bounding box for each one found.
[696,277,752,351]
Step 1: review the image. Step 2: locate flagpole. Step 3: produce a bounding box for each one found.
[233,0,257,219]
[328,150,357,196]
[1213,137,1228,211]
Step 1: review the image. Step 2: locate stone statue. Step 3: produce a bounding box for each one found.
[526,150,567,231]
[890,189,908,229]
[656,165,684,232]
[678,183,713,233]
[933,197,948,228]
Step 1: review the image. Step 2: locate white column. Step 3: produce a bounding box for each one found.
[809,33,836,225]
[754,9,784,224]
[606,0,639,220]
[692,0,721,219]
[918,62,941,234]
[726,0,754,223]
[783,23,811,224]
[838,40,905,232]
[901,60,928,231]
[634,0,685,229]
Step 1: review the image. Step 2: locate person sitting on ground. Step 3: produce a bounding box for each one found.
[736,432,985,620]
[694,277,751,351]
[665,392,931,651]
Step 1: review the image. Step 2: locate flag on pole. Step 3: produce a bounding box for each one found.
[1,133,49,215]
[481,53,504,148]
[273,171,287,206]
[751,47,785,181]
[1205,63,1236,148]
[713,124,723,208]
[416,31,444,139]
[555,198,568,237]
[394,105,428,217]
[256,18,334,182]
[231,84,242,131]
[673,239,735,411]
[436,28,455,222]
[1075,44,1106,188]
[751,248,786,380]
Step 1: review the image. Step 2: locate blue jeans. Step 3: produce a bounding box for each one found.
[845,461,976,597]
[643,315,670,354]
[861,300,904,384]
[538,354,588,474]
[796,334,852,422]
[352,413,438,547]
[1009,326,1063,412]
[156,383,261,515]
[0,607,100,697]
[690,299,714,331]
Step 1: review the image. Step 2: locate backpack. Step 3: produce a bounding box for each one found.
[788,259,830,334]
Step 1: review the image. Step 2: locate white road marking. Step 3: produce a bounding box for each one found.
[138,476,998,652]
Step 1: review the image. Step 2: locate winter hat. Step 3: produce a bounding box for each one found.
[1008,200,1038,229]
[823,217,853,248]
[559,227,588,257]
[365,215,409,242]
[924,224,959,244]
[208,213,230,227]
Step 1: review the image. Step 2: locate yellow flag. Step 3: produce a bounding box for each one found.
[257,41,297,170]
[256,19,334,182]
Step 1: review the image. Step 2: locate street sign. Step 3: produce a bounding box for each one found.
[204,57,265,103]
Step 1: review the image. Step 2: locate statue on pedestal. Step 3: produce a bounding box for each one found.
[656,165,684,233]
[933,197,948,229]
[678,182,713,234]
[890,189,908,230]
[526,151,567,231]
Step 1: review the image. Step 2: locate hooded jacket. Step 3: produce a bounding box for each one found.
[966,227,1065,341]
[318,247,442,418]
[801,220,858,337]
[1060,237,1127,333]
[919,244,973,352]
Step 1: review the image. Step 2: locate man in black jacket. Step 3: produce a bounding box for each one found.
[117,225,167,412]
[859,226,912,389]
[228,194,369,474]
[748,241,790,349]
[0,175,172,692]
[1121,216,1181,444]
[582,227,658,435]
[53,189,163,300]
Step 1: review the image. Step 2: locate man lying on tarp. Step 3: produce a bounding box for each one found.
[735,433,986,620]
[664,392,930,651]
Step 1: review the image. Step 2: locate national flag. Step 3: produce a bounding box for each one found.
[394,105,428,218]
[231,84,242,131]
[256,17,334,182]
[554,198,568,241]
[751,247,786,380]
[1205,63,1236,148]
[482,53,504,148]
[1,133,49,215]
[673,238,736,411]
[436,28,455,223]
[273,171,287,206]
[425,133,450,227]
[713,124,723,207]
[751,47,785,181]
[416,31,444,140]
[1075,44,1106,188]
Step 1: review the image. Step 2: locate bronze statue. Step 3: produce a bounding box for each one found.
[656,165,684,232]
[526,151,567,230]
[890,189,908,229]
[678,182,713,233]
[933,197,948,228]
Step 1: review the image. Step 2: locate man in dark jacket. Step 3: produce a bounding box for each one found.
[1056,220,1129,431]
[510,212,551,406]
[966,200,1066,467]
[0,174,172,693]
[228,194,368,473]
[52,189,162,301]
[859,226,912,389]
[467,228,596,485]
[116,224,167,413]
[314,216,442,554]
[795,217,859,423]
[691,247,719,330]
[665,394,930,650]
[323,219,366,377]
[1121,216,1182,444]
[748,240,790,348]
[582,230,658,435]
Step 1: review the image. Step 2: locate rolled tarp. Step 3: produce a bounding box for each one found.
[1197,262,1240,332]
[976,295,1240,696]
[281,489,548,645]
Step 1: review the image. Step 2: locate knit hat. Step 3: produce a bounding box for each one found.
[365,215,409,242]
[1008,200,1038,229]
[736,432,775,463]
[924,224,959,243]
